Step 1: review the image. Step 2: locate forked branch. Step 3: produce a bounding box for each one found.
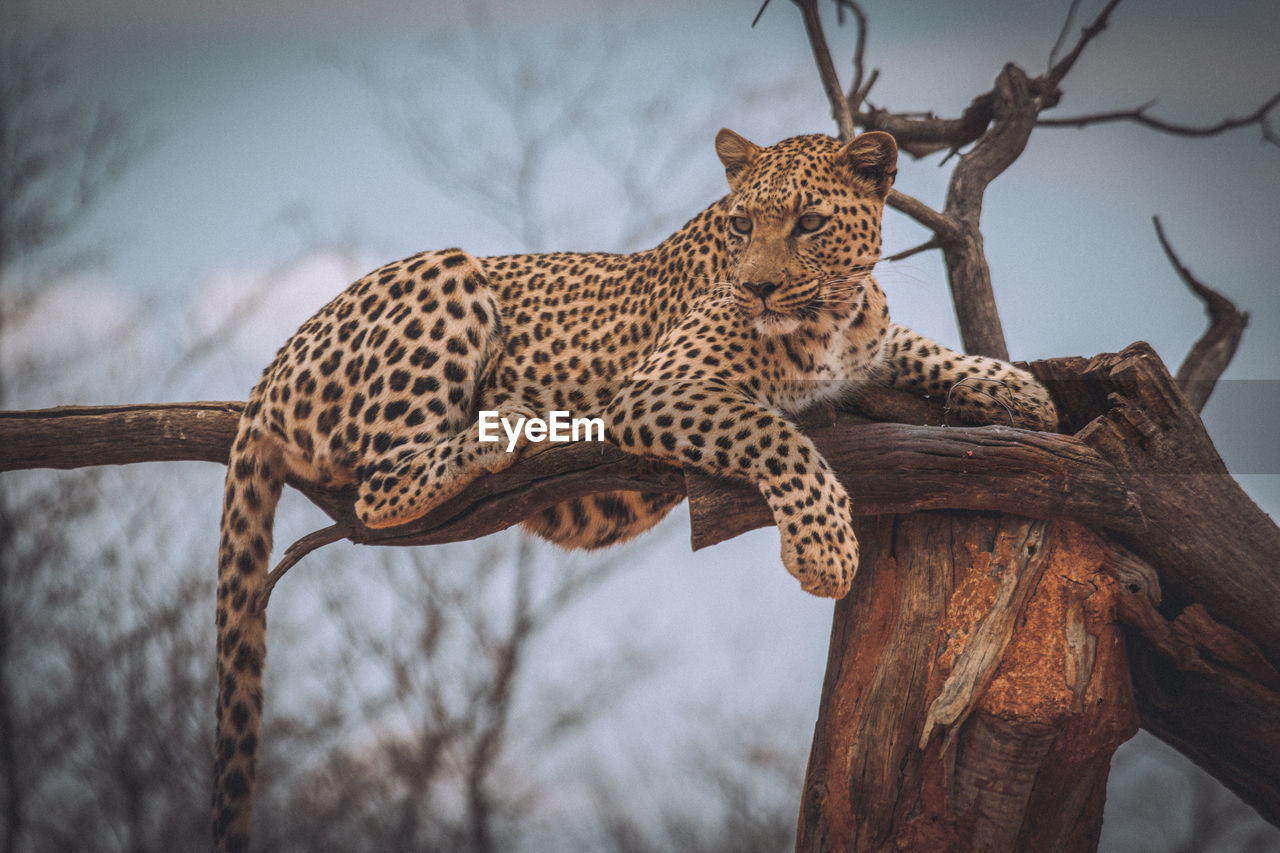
[1152,216,1250,412]
[1044,0,1125,88]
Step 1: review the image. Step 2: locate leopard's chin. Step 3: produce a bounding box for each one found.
[735,290,821,337]
[752,311,802,337]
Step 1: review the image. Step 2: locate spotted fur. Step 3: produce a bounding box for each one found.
[212,129,1057,850]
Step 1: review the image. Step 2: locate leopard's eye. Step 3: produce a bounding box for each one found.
[794,213,828,235]
[729,215,753,236]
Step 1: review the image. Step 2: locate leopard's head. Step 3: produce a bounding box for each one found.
[714,129,897,336]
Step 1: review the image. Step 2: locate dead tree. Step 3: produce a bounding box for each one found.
[4,343,1279,849]
[771,0,1276,847]
[1,1,1278,850]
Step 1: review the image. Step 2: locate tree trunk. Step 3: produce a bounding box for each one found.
[796,514,1138,852]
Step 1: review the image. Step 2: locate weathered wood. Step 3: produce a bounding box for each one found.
[919,520,1053,750]
[1034,342,1280,665]
[1153,216,1250,412]
[0,402,244,470]
[686,421,1143,550]
[292,442,687,550]
[0,395,1147,553]
[796,516,1137,851]
[1110,565,1280,827]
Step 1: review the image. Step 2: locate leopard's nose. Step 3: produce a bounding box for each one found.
[741,281,779,302]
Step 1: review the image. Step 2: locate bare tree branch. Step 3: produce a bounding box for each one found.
[882,237,940,264]
[1152,217,1250,412]
[1044,0,1125,88]
[884,189,957,240]
[856,101,998,160]
[1039,91,1280,147]
[6,347,1278,664]
[0,402,242,470]
[790,0,857,140]
[760,0,872,137]
[833,0,874,113]
[942,63,1038,220]
[750,0,773,28]
[1046,0,1086,73]
[259,524,350,612]
[926,62,1050,360]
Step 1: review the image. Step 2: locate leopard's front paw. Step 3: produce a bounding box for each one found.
[1014,389,1059,432]
[779,518,859,599]
[946,375,1059,432]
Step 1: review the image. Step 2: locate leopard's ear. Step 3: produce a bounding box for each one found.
[715,128,761,192]
[839,131,898,198]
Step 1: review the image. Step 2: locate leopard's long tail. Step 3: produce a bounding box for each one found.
[212,421,284,853]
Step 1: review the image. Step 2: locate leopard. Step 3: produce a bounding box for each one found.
[212,128,1057,851]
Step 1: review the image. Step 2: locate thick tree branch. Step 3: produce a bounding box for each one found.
[856,103,997,160]
[684,423,1141,551]
[6,348,1275,665]
[1031,343,1280,664]
[1152,216,1249,412]
[0,402,243,470]
[1116,577,1280,827]
[935,63,1040,360]
[884,189,957,241]
[1,397,1139,548]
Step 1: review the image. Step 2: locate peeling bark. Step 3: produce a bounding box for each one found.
[796,516,1138,852]
[1032,343,1280,664]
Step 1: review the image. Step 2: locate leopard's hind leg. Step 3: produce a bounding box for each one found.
[339,253,534,529]
[355,397,537,529]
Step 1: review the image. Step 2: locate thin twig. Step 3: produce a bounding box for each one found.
[751,0,772,27]
[1039,91,1280,147]
[1045,0,1125,88]
[1047,0,1084,73]
[791,0,858,140]
[1153,216,1249,412]
[257,523,352,614]
[883,237,941,263]
[835,0,872,112]
[852,69,879,114]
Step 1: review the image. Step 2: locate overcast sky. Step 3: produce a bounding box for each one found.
[7,0,1280,845]
[14,0,1278,484]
